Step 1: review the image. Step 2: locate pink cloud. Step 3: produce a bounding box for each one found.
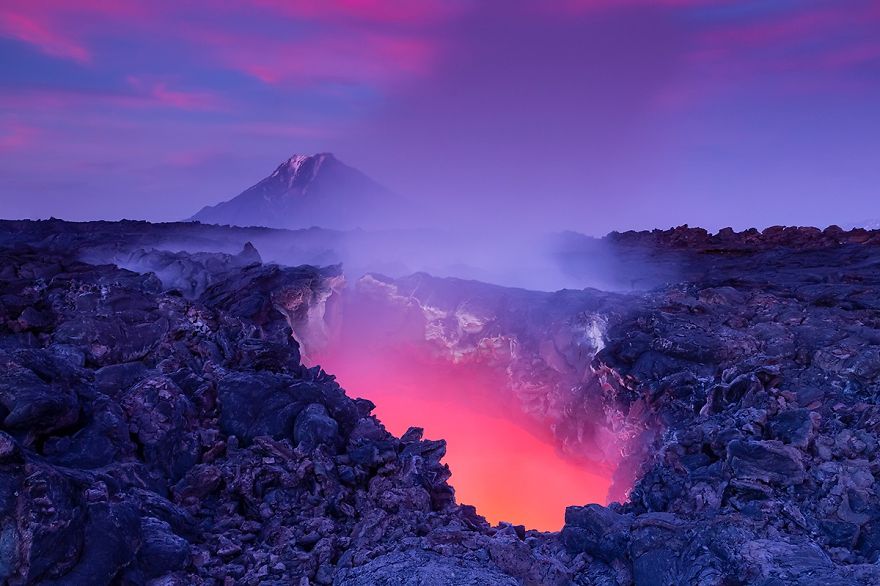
[251,0,461,24]
[660,2,880,107]
[554,0,880,81]
[226,121,335,139]
[126,76,225,111]
[696,2,880,62]
[0,0,145,63]
[551,0,714,14]
[164,150,223,169]
[700,7,850,49]
[641,2,880,112]
[191,27,437,87]
[1,0,451,94]
[819,41,880,70]
[0,83,224,114]
[210,2,458,87]
[163,0,448,89]
[0,121,38,152]
[0,10,90,63]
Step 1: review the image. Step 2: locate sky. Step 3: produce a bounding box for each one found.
[2,0,880,234]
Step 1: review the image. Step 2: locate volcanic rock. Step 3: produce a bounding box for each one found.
[0,226,567,585]
[2,220,880,585]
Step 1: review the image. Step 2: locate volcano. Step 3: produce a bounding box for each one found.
[190,153,406,230]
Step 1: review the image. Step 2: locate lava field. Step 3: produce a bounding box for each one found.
[1,220,880,585]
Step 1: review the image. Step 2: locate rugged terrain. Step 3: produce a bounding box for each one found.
[1,220,880,584]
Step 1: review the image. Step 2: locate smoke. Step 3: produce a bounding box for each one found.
[66,213,680,295]
[151,224,671,293]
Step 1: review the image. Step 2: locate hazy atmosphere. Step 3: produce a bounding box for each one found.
[4,2,880,584]
[3,0,880,232]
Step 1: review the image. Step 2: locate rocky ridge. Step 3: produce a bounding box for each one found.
[331,226,880,584]
[1,221,880,584]
[0,238,573,585]
[565,234,880,584]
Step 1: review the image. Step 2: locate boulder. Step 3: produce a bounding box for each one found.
[769,409,817,448]
[0,363,80,434]
[628,513,690,586]
[561,504,632,562]
[294,403,339,450]
[128,516,190,580]
[727,440,805,485]
[217,372,321,444]
[334,550,519,586]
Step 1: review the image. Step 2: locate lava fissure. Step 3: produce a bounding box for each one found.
[301,271,638,530]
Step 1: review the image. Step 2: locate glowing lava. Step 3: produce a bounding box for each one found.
[316,343,612,532]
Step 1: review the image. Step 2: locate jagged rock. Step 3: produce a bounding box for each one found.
[0,359,80,434]
[126,516,190,581]
[561,504,632,562]
[94,361,149,396]
[628,513,691,586]
[819,519,860,548]
[0,430,20,462]
[333,550,520,585]
[217,372,324,444]
[2,219,880,585]
[120,375,200,480]
[294,403,339,450]
[42,394,132,468]
[769,409,817,448]
[727,440,805,485]
[42,501,143,586]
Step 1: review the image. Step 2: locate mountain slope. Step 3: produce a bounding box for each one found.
[190,153,405,229]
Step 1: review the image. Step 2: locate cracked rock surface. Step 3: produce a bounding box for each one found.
[1,220,880,585]
[559,226,880,585]
[0,226,568,585]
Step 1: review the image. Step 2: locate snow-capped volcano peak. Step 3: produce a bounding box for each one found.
[268,153,335,189]
[275,153,334,175]
[190,152,407,229]
[277,154,311,174]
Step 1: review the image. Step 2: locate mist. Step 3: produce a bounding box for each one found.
[59,216,634,530]
[308,274,618,531]
[148,224,671,294]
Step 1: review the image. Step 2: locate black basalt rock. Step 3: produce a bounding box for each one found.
[217,372,322,444]
[727,439,805,486]
[2,219,880,585]
[294,403,339,450]
[561,504,632,562]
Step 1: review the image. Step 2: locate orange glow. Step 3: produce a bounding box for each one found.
[317,341,612,532]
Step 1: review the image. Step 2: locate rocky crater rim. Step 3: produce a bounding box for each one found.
[4,219,880,584]
[296,270,645,506]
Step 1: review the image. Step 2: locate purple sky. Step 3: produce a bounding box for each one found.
[2,0,879,234]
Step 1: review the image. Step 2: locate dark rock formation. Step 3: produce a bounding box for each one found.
[337,225,880,584]
[0,231,566,585]
[560,226,880,584]
[2,220,880,584]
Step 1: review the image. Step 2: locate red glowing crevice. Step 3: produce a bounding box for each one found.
[315,341,613,532]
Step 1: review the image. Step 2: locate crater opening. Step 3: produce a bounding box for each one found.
[307,273,629,532]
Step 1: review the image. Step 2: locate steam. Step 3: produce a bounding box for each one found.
[145,225,673,293]
[310,280,616,530]
[70,220,657,529]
